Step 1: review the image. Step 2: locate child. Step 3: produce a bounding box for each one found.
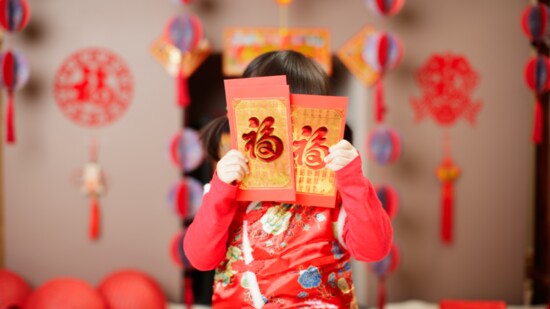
[184,50,393,309]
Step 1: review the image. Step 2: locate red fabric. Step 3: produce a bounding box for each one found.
[184,156,392,270]
[440,300,506,309]
[177,68,190,107]
[533,98,543,144]
[6,92,14,143]
[375,81,386,123]
[441,181,453,244]
[89,197,100,240]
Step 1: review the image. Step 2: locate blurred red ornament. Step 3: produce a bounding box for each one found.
[0,0,30,32]
[436,137,461,245]
[521,3,550,43]
[98,270,165,309]
[25,278,105,309]
[169,128,205,172]
[0,268,32,308]
[365,0,405,16]
[525,55,550,143]
[275,0,293,5]
[0,49,29,144]
[54,48,133,127]
[369,244,400,309]
[410,53,482,127]
[375,185,399,219]
[366,126,402,165]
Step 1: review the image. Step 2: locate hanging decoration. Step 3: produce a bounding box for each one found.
[0,0,31,144]
[410,53,482,126]
[163,13,203,107]
[376,185,399,219]
[366,126,402,165]
[167,177,203,219]
[436,138,461,245]
[521,3,550,44]
[169,128,205,172]
[170,230,194,308]
[150,35,211,79]
[0,50,29,144]
[54,48,134,128]
[524,55,550,144]
[365,0,405,17]
[77,139,107,241]
[369,244,400,309]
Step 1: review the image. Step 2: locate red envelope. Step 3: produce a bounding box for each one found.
[225,79,296,202]
[290,94,348,208]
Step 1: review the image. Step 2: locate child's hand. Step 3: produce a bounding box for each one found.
[216,150,250,184]
[324,140,359,171]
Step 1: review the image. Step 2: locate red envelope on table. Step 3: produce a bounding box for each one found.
[290,94,348,208]
[225,76,296,202]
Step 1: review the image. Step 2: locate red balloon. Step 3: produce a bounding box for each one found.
[0,269,32,308]
[25,278,105,309]
[98,270,165,309]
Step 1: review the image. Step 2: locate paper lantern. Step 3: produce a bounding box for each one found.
[367,126,401,165]
[164,14,203,107]
[0,49,29,144]
[25,278,105,309]
[369,244,400,309]
[521,3,550,43]
[365,0,405,16]
[0,268,32,308]
[98,270,165,309]
[169,128,205,172]
[525,55,550,143]
[167,177,203,219]
[169,231,194,308]
[0,0,30,32]
[376,185,399,219]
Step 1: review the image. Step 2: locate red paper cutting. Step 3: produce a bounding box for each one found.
[410,53,482,126]
[54,48,133,127]
[225,76,295,202]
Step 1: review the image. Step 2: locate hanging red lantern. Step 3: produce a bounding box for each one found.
[376,185,399,219]
[169,128,205,172]
[0,49,29,144]
[366,126,402,165]
[525,55,550,144]
[369,244,400,309]
[365,0,405,17]
[362,31,403,122]
[0,0,30,32]
[164,14,203,107]
[521,3,550,43]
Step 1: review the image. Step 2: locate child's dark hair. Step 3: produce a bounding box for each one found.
[201,50,347,163]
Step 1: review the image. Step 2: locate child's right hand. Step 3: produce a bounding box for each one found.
[216,149,250,185]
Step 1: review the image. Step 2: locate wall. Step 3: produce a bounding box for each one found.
[4,0,532,305]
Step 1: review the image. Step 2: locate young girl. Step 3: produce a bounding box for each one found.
[184,50,393,309]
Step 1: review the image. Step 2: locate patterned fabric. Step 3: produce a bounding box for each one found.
[212,202,358,309]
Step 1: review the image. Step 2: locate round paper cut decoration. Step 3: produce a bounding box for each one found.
[25,278,105,309]
[367,126,401,165]
[365,0,405,16]
[54,48,134,127]
[0,49,30,143]
[98,270,165,309]
[376,185,399,219]
[169,128,205,172]
[521,3,550,43]
[362,31,403,74]
[0,268,32,308]
[0,0,30,32]
[167,177,203,219]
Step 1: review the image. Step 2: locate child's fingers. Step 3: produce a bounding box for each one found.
[325,156,353,167]
[324,149,357,163]
[325,162,345,172]
[329,140,354,152]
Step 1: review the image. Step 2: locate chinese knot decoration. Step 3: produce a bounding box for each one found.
[292,125,329,170]
[524,54,550,144]
[0,0,30,144]
[410,53,482,126]
[365,0,405,17]
[436,139,461,245]
[521,3,550,44]
[54,48,134,127]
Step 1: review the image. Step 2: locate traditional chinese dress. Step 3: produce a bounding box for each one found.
[184,157,392,308]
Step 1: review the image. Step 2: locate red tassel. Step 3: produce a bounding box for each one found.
[184,275,194,309]
[533,99,543,144]
[378,277,386,309]
[177,67,190,107]
[89,197,100,240]
[6,92,15,143]
[375,81,386,123]
[441,181,453,244]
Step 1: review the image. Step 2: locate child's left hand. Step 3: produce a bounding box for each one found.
[324,140,359,171]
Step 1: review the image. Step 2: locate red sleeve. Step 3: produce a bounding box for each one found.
[183,173,239,271]
[335,156,393,262]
